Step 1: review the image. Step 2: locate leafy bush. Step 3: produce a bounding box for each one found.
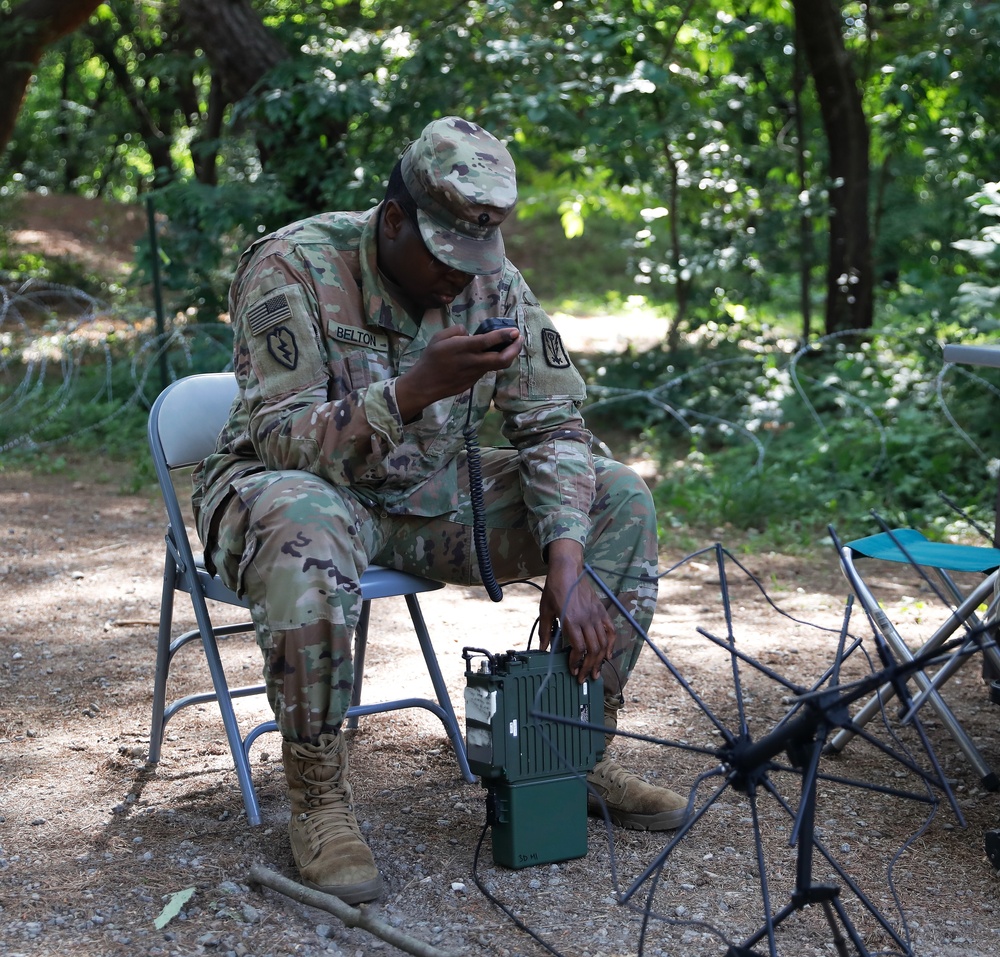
[584,321,1000,550]
[132,180,302,323]
[0,337,151,486]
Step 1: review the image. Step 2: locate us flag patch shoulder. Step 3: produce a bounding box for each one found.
[247,292,293,336]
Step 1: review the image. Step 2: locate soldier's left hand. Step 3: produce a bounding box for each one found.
[539,540,616,683]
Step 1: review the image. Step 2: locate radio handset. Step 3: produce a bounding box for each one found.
[464,317,519,603]
[474,316,518,350]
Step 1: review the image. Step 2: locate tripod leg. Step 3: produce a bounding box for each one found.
[986,829,1000,870]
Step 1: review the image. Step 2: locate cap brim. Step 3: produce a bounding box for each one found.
[416,209,505,276]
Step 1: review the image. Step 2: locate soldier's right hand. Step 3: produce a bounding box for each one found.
[395,326,520,422]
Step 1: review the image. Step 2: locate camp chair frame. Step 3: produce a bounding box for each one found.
[830,527,1000,791]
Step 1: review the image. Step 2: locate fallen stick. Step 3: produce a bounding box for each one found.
[248,864,458,957]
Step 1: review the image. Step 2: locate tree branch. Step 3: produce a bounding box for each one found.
[249,864,459,957]
[0,0,104,155]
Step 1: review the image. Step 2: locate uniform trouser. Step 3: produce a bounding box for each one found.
[206,451,659,744]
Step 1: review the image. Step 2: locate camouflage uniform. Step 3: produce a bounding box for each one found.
[193,129,658,746]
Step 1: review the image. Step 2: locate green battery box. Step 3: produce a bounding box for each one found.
[463,647,604,869]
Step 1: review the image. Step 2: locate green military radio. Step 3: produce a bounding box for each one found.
[463,647,604,869]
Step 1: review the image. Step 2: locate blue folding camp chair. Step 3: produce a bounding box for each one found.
[830,526,1000,790]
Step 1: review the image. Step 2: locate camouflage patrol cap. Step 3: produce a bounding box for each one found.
[401,116,517,276]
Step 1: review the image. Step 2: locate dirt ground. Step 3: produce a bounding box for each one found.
[5,192,147,281]
[3,194,1000,956]
[2,467,1000,957]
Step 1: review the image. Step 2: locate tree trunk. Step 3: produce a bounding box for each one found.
[86,21,178,188]
[793,0,873,335]
[178,0,349,204]
[58,36,78,190]
[666,151,688,353]
[177,0,290,104]
[792,31,814,344]
[0,0,105,156]
[190,78,227,186]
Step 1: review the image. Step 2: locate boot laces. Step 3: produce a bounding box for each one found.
[296,765,361,842]
[591,757,632,791]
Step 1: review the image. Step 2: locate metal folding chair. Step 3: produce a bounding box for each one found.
[830,527,1000,790]
[147,372,473,826]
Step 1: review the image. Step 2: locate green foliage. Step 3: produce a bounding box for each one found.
[0,341,152,489]
[0,183,119,298]
[4,0,1000,544]
[234,37,389,210]
[0,246,112,299]
[584,320,1000,550]
[950,182,1000,320]
[5,0,999,348]
[502,209,636,308]
[133,179,301,321]
[2,3,190,198]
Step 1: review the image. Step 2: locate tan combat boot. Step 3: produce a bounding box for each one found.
[282,732,383,904]
[586,696,689,831]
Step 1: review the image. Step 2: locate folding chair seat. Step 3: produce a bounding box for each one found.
[830,527,1000,790]
[147,372,473,826]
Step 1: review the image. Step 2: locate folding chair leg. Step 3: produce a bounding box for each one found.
[148,550,178,764]
[930,567,1000,686]
[181,589,264,825]
[198,633,264,824]
[152,572,470,826]
[346,600,373,732]
[405,593,474,783]
[831,676,998,790]
[245,591,473,795]
[902,590,1000,720]
[831,565,999,790]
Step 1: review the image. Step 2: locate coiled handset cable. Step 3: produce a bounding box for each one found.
[464,317,518,603]
[463,403,502,602]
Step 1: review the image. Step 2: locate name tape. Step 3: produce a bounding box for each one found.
[332,323,389,352]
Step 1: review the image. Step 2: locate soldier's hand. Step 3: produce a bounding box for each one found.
[395,326,520,422]
[539,540,616,683]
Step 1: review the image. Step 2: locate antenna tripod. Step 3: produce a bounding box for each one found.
[721,686,906,956]
[528,555,992,957]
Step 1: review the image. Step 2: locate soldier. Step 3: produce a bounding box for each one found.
[193,116,688,905]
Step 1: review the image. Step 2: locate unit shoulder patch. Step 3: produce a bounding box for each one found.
[266,326,299,369]
[541,328,571,368]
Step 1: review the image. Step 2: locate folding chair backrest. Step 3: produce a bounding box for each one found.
[151,372,238,470]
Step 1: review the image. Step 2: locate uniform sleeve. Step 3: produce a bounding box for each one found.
[492,268,596,550]
[231,246,404,485]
